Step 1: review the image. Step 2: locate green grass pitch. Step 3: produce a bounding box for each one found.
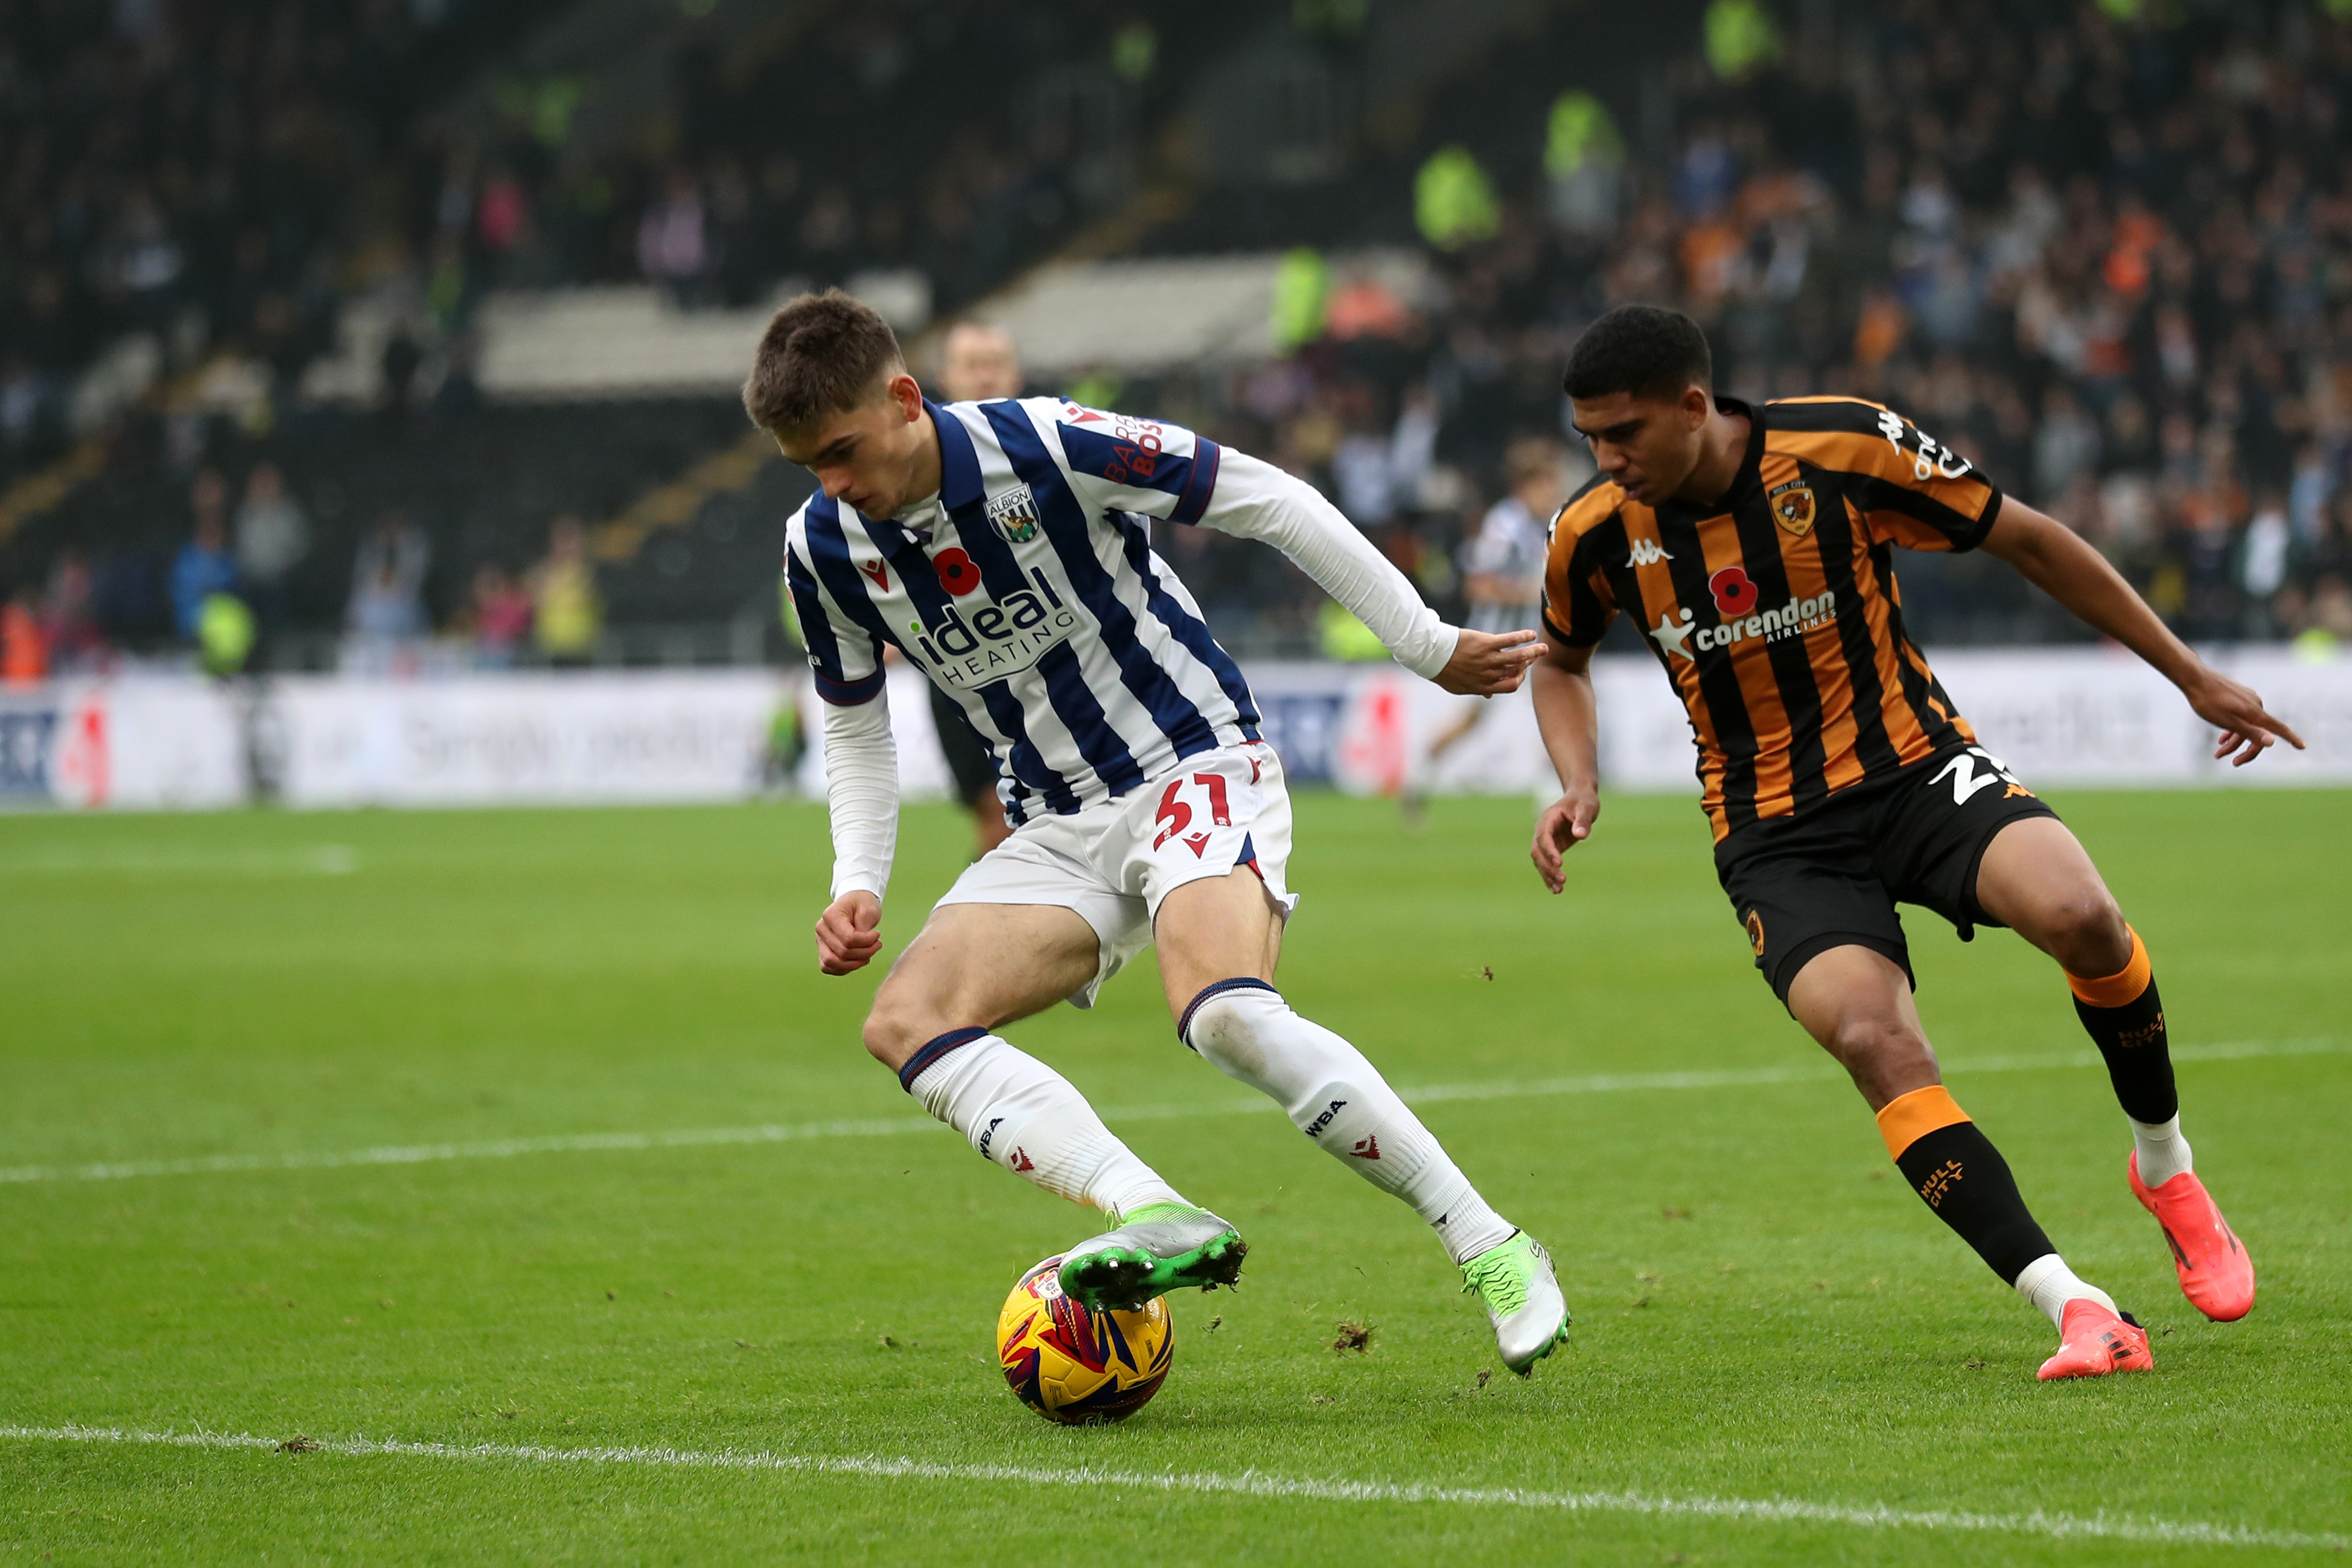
[2,788,2347,1564]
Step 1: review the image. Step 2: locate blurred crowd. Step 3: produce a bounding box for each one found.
[275,0,1237,359]
[0,452,603,683]
[1187,0,2352,651]
[8,0,2352,674]
[0,0,583,477]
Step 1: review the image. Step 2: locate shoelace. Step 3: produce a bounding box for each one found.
[1461,1245,1529,1316]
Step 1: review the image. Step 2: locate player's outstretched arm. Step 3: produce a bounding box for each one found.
[814,687,899,973]
[1197,449,1547,690]
[1528,644,1602,894]
[1981,501,2306,767]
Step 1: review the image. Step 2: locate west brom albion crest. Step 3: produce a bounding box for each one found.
[984,485,1042,544]
[1768,479,1816,537]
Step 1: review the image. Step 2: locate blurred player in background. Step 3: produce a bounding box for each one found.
[1405,436,1569,820]
[755,291,1572,1373]
[929,321,1025,856]
[1530,305,2304,1381]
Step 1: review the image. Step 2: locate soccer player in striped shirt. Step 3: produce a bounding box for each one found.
[750,292,1570,1374]
[1531,305,2302,1379]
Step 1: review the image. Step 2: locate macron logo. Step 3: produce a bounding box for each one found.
[1627,539,1674,567]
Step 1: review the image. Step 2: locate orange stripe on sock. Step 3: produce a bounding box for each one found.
[1875,1085,1971,1161]
[2067,926,2151,1009]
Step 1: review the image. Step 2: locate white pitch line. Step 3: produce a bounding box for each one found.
[1394,1036,2350,1107]
[2,1038,2339,1188]
[0,1116,950,1186]
[0,1424,2341,1552]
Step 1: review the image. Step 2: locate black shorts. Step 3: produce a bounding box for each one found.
[1714,742,2060,1004]
[929,681,1001,809]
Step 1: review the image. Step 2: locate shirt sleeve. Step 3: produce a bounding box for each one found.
[1541,506,1619,649]
[1842,406,2004,554]
[785,532,887,706]
[820,681,899,901]
[1044,401,1225,526]
[1190,447,1459,680]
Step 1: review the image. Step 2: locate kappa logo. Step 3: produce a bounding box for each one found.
[984,484,1041,544]
[1627,538,1675,567]
[1932,745,2024,806]
[1348,1135,1381,1161]
[1302,1098,1348,1139]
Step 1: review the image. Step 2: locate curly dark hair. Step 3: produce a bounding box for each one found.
[742,289,907,433]
[1562,305,1713,403]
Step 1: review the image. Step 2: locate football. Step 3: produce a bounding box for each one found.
[995,1255,1174,1425]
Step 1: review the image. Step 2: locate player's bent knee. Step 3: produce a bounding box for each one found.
[1829,1013,1930,1072]
[859,993,935,1070]
[2038,890,2130,970]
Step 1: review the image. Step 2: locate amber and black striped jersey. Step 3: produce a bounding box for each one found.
[1543,395,2001,843]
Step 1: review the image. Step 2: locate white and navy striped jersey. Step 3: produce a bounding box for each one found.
[784,397,1269,824]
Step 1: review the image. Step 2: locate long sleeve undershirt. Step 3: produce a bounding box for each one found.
[1194,448,1459,680]
[822,684,899,901]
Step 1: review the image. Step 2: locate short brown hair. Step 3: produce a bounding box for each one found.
[742,289,905,433]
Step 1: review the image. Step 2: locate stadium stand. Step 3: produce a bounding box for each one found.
[1134,0,2352,651]
[4,0,2350,669]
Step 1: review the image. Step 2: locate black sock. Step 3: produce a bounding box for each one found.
[1892,1120,2056,1286]
[2067,929,2178,1125]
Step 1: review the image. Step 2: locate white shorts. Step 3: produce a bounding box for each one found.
[934,741,1298,1008]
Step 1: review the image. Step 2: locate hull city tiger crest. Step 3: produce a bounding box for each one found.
[1768,479,1816,537]
[985,484,1042,544]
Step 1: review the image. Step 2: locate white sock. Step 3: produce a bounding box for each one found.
[2131,1114,2194,1187]
[2013,1252,2117,1330]
[905,1032,1183,1218]
[1180,980,1516,1265]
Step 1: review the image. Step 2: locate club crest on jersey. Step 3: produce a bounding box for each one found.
[984,484,1042,544]
[1768,479,1816,537]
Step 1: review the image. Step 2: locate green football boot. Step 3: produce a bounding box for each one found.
[1462,1230,1570,1375]
[1057,1201,1248,1312]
